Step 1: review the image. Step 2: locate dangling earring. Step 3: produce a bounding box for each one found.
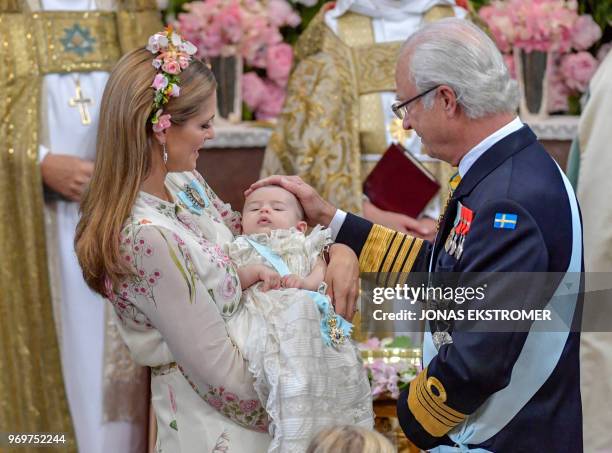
[162,143,168,164]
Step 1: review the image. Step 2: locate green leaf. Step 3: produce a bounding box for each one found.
[169,420,178,431]
[158,229,194,303]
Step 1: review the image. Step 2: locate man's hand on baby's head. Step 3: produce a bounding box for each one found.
[246,175,337,227]
[280,274,303,289]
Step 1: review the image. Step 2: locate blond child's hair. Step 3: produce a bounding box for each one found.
[306,425,396,453]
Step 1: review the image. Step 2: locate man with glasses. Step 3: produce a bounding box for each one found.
[251,18,584,452]
[260,0,469,242]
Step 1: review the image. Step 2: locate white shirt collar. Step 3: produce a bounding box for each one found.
[458,117,524,178]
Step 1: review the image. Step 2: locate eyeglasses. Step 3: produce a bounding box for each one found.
[391,85,441,120]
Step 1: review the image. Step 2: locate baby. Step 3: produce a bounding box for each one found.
[225,185,373,453]
[236,185,327,293]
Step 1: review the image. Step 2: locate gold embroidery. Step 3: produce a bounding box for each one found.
[262,9,363,214]
[351,43,401,94]
[337,11,374,46]
[31,11,120,74]
[116,9,163,53]
[424,5,456,23]
[388,117,413,143]
[408,368,467,437]
[0,8,76,449]
[0,0,20,12]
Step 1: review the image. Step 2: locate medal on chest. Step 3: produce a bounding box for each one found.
[177,179,211,215]
[443,202,474,260]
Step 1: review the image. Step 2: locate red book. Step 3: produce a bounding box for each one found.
[363,143,441,218]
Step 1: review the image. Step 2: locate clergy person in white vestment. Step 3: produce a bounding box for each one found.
[569,51,612,452]
[33,0,160,451]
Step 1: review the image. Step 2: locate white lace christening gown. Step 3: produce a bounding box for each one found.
[225,226,374,453]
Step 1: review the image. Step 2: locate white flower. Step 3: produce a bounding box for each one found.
[180,40,198,55]
[152,58,162,69]
[146,36,160,53]
[170,84,180,97]
[171,32,182,47]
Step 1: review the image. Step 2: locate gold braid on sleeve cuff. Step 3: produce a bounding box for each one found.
[407,367,467,437]
[359,224,423,274]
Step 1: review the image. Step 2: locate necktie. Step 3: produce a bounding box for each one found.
[436,171,462,232]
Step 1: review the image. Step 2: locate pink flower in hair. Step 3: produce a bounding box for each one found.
[152,73,169,90]
[162,60,181,75]
[153,113,172,132]
[178,55,190,69]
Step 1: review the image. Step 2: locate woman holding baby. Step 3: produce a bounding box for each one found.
[75,30,371,453]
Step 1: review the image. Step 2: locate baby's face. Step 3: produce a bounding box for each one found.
[242,186,307,235]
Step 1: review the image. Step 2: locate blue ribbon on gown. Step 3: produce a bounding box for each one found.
[245,237,353,347]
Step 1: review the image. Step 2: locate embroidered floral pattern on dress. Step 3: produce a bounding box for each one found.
[179,366,269,433]
[168,384,178,431]
[140,193,177,220]
[119,224,162,304]
[212,430,230,453]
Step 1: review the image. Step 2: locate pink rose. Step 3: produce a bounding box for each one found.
[266,43,293,87]
[203,25,224,57]
[153,113,172,133]
[560,51,598,93]
[255,80,286,120]
[219,5,243,44]
[239,399,260,413]
[267,0,301,28]
[152,74,168,90]
[571,15,601,51]
[224,392,238,402]
[242,72,266,110]
[547,62,570,113]
[242,25,282,68]
[218,274,237,300]
[162,60,181,75]
[178,55,191,69]
[207,396,224,410]
[168,384,177,413]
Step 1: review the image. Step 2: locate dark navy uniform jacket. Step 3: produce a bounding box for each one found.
[336,125,583,452]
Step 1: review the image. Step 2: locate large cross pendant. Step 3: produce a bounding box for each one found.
[68,79,92,125]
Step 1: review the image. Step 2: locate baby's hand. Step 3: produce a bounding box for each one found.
[281,274,303,289]
[258,266,282,292]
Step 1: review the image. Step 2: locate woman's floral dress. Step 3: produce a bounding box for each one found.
[226,227,373,453]
[107,171,271,453]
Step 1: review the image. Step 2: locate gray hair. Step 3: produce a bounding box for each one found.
[401,18,519,119]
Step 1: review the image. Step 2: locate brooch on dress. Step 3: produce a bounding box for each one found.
[177,179,210,215]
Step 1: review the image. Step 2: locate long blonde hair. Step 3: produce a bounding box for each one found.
[306,426,396,453]
[75,47,216,295]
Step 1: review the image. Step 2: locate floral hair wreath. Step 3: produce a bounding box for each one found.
[146,27,198,133]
